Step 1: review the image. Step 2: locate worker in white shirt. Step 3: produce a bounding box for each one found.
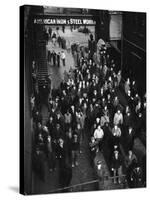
[113,109,123,126]
[61,51,66,66]
[94,125,104,152]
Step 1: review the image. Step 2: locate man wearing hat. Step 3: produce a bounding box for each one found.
[111,149,123,184]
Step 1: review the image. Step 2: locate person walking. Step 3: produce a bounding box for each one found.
[57,52,60,67]
[111,150,123,184]
[57,35,62,48]
[71,134,80,167]
[47,50,52,63]
[52,32,57,47]
[46,135,56,172]
[48,27,52,39]
[93,125,104,152]
[52,50,56,66]
[61,51,66,67]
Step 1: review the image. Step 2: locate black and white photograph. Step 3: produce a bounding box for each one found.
[21,5,146,195]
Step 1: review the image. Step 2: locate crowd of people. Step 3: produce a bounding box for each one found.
[47,50,66,67]
[44,26,68,49]
[46,26,71,68]
[30,31,146,190]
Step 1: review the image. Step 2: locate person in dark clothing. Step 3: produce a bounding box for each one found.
[61,95,69,115]
[36,133,45,152]
[62,25,65,33]
[74,123,83,153]
[62,38,66,49]
[89,136,97,167]
[71,134,80,167]
[40,84,49,106]
[52,32,56,39]
[88,34,96,60]
[57,52,60,67]
[111,150,123,184]
[33,147,46,181]
[56,138,67,168]
[44,30,49,44]
[53,123,64,140]
[52,50,56,66]
[57,36,62,48]
[64,109,72,131]
[125,126,135,153]
[129,162,143,188]
[65,127,73,165]
[46,135,56,172]
[48,27,52,39]
[124,111,133,129]
[54,112,64,130]
[52,32,57,46]
[111,125,121,148]
[48,50,52,63]
[125,150,138,186]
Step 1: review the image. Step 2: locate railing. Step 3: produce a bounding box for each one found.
[46,174,127,194]
[123,37,146,53]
